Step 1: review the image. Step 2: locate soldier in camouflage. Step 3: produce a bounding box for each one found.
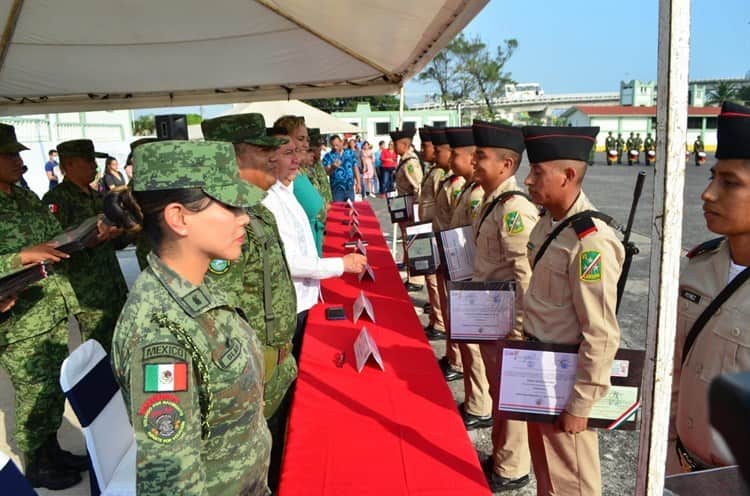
[109,140,271,495]
[42,139,128,352]
[307,127,333,205]
[0,124,89,489]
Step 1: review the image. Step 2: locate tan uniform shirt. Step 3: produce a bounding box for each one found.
[449,181,484,229]
[418,166,446,222]
[672,239,747,466]
[395,149,423,196]
[472,177,539,338]
[433,174,465,232]
[524,192,624,417]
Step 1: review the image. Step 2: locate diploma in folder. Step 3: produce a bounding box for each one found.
[497,340,645,430]
[435,225,475,281]
[386,194,415,224]
[49,215,100,254]
[0,263,53,300]
[405,222,439,276]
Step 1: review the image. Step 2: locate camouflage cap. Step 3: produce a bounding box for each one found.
[308,127,322,146]
[0,123,29,153]
[57,139,108,160]
[133,140,264,208]
[201,113,287,147]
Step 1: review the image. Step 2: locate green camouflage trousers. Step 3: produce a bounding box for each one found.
[0,319,68,454]
[76,309,119,354]
[263,353,297,419]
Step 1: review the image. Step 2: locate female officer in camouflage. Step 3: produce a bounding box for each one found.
[0,124,88,490]
[107,140,271,495]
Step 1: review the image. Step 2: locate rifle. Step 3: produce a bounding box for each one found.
[616,171,646,313]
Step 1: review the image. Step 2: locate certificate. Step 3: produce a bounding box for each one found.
[387,194,415,224]
[405,222,439,275]
[497,340,644,430]
[447,281,515,341]
[435,225,475,281]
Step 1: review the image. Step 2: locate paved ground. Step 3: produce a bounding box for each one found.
[0,157,714,494]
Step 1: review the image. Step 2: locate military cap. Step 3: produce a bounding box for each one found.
[444,126,475,148]
[308,128,322,146]
[0,124,29,153]
[715,101,750,159]
[419,126,433,143]
[472,120,525,154]
[389,128,415,142]
[133,140,264,208]
[130,137,160,151]
[57,139,108,161]
[522,126,599,163]
[430,128,449,146]
[201,113,287,147]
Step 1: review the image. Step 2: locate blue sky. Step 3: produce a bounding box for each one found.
[136,0,749,117]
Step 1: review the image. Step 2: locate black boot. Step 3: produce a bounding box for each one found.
[46,435,89,472]
[24,445,82,490]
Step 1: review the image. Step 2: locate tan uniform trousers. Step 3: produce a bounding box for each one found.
[528,422,601,496]
[479,341,530,479]
[458,342,492,417]
[436,270,462,372]
[424,273,445,331]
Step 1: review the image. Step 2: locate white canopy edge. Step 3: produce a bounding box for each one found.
[0,0,487,116]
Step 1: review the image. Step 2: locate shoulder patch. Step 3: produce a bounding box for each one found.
[144,363,188,392]
[504,211,524,235]
[571,215,598,240]
[143,343,187,362]
[407,163,414,173]
[687,237,724,259]
[579,250,602,282]
[208,258,230,275]
[139,393,186,444]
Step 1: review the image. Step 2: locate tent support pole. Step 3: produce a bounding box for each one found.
[392,85,406,258]
[636,0,691,494]
[0,0,23,74]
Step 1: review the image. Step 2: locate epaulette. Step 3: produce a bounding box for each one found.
[450,175,461,184]
[687,237,724,259]
[438,174,455,190]
[471,182,482,191]
[571,215,598,240]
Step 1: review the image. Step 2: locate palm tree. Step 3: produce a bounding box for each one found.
[705,82,739,106]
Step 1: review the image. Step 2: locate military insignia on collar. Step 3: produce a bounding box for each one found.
[579,250,602,282]
[47,204,58,214]
[504,211,524,235]
[208,259,230,275]
[144,363,187,392]
[139,393,186,444]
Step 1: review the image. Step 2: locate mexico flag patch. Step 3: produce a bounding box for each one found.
[579,250,602,282]
[144,363,188,392]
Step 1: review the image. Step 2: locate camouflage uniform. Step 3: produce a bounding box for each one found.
[42,178,127,352]
[205,202,297,419]
[312,160,333,205]
[0,184,80,454]
[112,140,270,495]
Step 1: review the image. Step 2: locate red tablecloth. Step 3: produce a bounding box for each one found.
[278,202,490,496]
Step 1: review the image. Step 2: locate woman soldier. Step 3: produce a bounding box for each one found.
[106,140,271,495]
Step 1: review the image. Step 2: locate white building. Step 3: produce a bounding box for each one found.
[1,110,133,197]
[563,105,720,151]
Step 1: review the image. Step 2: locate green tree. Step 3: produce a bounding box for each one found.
[186,113,202,125]
[305,95,403,113]
[417,50,455,109]
[132,115,155,136]
[451,35,517,118]
[705,81,739,106]
[737,85,750,105]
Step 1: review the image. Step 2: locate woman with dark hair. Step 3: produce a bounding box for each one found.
[106,140,272,495]
[102,156,126,191]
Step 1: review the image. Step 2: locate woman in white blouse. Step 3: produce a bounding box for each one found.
[262,129,367,357]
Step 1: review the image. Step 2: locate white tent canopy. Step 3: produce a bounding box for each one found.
[0,0,487,116]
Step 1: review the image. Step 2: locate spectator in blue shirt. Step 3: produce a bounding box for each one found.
[374,140,384,194]
[44,149,59,190]
[323,135,360,202]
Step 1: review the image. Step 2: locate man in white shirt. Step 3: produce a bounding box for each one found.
[263,129,368,357]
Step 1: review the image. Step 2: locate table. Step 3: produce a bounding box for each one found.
[278,202,491,496]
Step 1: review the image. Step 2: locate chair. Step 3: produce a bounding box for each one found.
[0,449,37,495]
[59,340,135,496]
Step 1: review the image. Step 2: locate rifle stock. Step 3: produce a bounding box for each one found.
[616,171,647,313]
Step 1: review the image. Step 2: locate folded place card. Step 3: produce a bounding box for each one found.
[353,290,375,323]
[353,326,384,373]
[358,264,375,282]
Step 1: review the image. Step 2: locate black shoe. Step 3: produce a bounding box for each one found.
[438,356,450,372]
[424,327,446,341]
[488,473,531,492]
[404,281,424,292]
[444,367,464,382]
[463,411,493,430]
[422,302,432,313]
[47,436,88,472]
[25,449,82,490]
